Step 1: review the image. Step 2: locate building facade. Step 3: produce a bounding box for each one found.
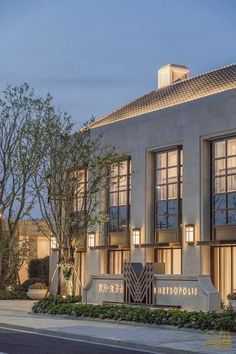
[69,63,236,307]
[18,221,50,283]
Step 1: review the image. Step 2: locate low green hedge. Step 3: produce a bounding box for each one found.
[32,298,236,332]
[0,288,27,300]
[32,295,82,312]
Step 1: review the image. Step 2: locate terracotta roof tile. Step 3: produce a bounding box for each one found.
[89,63,236,129]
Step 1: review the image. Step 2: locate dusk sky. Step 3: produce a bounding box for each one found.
[0,0,235,128]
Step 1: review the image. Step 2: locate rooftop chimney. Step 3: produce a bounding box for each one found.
[158,64,189,89]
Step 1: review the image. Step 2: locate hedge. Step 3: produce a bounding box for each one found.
[32,298,236,332]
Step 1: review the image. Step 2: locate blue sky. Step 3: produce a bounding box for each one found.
[0,0,235,128]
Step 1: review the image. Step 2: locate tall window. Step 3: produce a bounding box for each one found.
[212,137,236,227]
[108,250,130,274]
[155,148,183,232]
[155,248,182,274]
[109,160,131,234]
[212,246,236,302]
[69,169,86,213]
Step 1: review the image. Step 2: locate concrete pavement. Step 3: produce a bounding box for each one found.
[0,300,235,353]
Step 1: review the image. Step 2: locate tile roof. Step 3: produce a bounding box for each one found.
[89,63,236,129]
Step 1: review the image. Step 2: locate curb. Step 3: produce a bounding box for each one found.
[0,322,207,354]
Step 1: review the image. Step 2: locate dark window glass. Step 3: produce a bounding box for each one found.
[212,138,236,227]
[118,206,128,232]
[215,210,226,225]
[168,200,178,214]
[228,210,236,225]
[109,207,119,232]
[155,148,182,232]
[228,193,236,209]
[158,201,167,215]
[214,194,226,209]
[168,215,177,229]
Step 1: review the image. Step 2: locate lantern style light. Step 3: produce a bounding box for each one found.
[132,228,141,246]
[88,232,96,248]
[185,224,195,244]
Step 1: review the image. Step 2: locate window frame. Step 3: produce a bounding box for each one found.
[154,246,182,274]
[154,146,183,239]
[212,136,236,235]
[108,159,131,235]
[107,249,130,274]
[67,167,87,214]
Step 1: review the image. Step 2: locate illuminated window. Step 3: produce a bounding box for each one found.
[109,160,131,233]
[212,246,236,303]
[108,250,130,274]
[212,138,236,227]
[155,248,182,274]
[68,169,86,213]
[155,148,183,231]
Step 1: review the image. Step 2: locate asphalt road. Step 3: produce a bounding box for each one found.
[0,327,156,354]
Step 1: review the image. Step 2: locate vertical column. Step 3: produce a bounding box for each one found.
[182,130,201,275]
[130,149,147,264]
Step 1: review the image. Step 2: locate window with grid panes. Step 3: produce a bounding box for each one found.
[68,169,86,213]
[212,138,236,227]
[108,250,130,274]
[155,148,183,231]
[109,160,131,233]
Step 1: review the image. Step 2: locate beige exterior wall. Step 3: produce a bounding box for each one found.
[83,88,236,281]
[18,221,50,283]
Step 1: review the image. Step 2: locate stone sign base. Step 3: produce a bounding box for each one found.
[83,274,124,304]
[83,272,220,312]
[154,274,220,312]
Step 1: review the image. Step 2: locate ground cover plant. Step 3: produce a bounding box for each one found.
[32,298,236,332]
[0,288,28,300]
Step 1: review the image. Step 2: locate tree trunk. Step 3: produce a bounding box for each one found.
[61,263,74,296]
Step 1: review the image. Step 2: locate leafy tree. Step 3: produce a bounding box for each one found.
[33,116,121,296]
[0,84,56,288]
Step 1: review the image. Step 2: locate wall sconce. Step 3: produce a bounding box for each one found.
[50,235,58,250]
[132,228,141,247]
[88,231,96,248]
[185,224,195,245]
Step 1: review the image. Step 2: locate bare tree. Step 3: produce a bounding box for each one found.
[0,84,56,288]
[33,116,121,296]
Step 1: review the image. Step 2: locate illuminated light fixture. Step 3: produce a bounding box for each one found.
[88,232,96,248]
[185,224,195,244]
[132,228,141,247]
[50,235,58,250]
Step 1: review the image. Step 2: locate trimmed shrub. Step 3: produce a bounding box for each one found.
[32,299,236,332]
[28,257,49,285]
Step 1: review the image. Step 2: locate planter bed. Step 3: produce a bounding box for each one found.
[32,296,236,332]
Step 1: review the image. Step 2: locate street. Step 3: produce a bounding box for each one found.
[0,327,155,354]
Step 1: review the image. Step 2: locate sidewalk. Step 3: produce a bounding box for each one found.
[0,300,235,353]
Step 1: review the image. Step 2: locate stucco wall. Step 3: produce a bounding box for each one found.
[87,89,236,277]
